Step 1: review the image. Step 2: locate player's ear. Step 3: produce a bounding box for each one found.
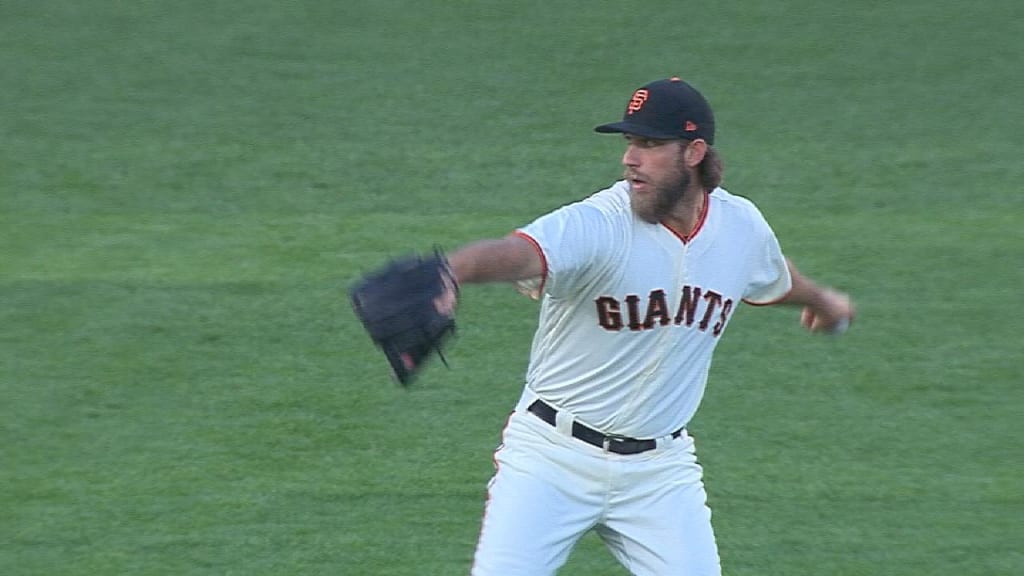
[681,139,707,167]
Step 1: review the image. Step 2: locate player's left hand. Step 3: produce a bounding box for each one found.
[800,288,855,335]
[349,250,459,385]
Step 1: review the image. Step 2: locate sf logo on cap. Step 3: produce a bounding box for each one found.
[627,89,649,115]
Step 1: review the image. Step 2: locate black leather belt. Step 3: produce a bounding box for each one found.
[527,399,682,455]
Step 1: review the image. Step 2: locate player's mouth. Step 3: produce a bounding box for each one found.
[626,174,649,192]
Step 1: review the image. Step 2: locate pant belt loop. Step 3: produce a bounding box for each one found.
[553,407,574,437]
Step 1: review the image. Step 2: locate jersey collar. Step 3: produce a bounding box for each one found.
[660,190,710,244]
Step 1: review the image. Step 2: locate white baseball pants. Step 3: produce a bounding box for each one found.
[470,408,721,575]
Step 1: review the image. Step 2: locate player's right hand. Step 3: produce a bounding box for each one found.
[800,288,855,334]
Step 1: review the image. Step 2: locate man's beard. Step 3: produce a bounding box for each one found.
[629,168,692,224]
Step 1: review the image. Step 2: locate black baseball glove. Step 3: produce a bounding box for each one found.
[349,250,458,385]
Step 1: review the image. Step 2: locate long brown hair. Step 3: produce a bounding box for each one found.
[698,145,724,191]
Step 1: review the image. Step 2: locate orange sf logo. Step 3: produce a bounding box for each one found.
[626,89,649,115]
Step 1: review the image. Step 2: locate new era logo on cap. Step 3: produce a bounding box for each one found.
[595,77,716,144]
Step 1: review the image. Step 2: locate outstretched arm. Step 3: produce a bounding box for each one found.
[448,234,544,285]
[778,259,856,333]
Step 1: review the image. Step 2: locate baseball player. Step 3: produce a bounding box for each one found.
[445,77,855,575]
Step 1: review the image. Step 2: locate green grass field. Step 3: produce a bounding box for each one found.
[2,1,1022,574]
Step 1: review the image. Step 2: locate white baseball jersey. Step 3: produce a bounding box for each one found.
[514,180,791,439]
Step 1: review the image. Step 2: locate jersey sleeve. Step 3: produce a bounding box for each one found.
[516,189,624,299]
[741,217,792,305]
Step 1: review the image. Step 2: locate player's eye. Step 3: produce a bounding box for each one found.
[625,135,657,148]
[626,135,670,149]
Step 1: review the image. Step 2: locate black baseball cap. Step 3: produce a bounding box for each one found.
[595,77,715,144]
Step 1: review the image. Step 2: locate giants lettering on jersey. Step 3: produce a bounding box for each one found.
[595,285,734,337]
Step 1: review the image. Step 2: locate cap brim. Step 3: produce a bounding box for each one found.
[594,121,680,139]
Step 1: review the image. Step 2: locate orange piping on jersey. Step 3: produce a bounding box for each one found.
[661,191,710,244]
[742,287,792,307]
[512,230,548,294]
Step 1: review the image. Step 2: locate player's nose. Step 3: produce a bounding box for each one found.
[622,144,641,167]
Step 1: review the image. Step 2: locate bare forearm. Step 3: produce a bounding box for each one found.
[779,259,856,332]
[448,235,543,285]
[780,260,829,308]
